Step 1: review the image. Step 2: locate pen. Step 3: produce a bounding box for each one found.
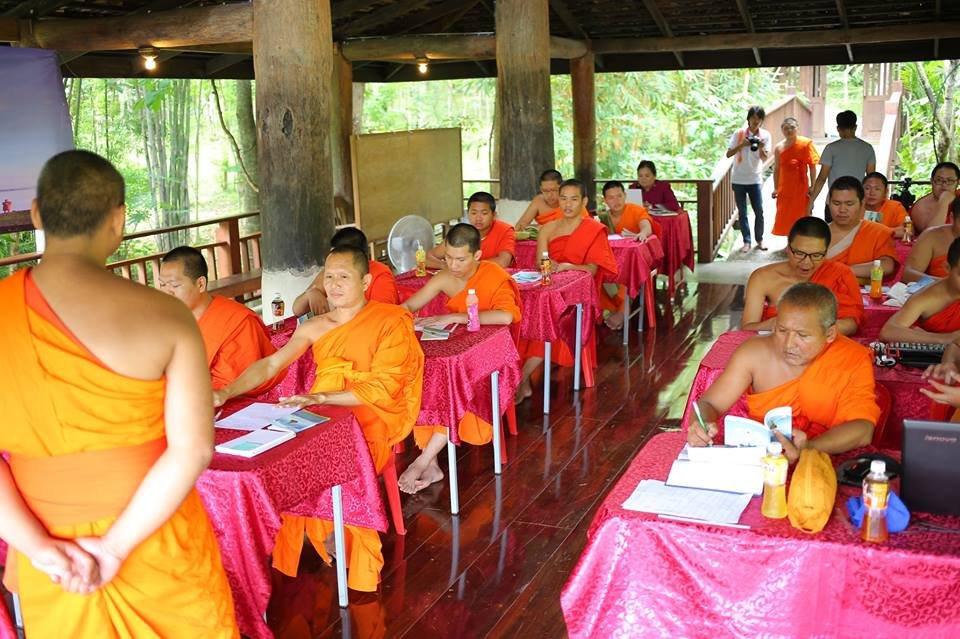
[691,400,712,446]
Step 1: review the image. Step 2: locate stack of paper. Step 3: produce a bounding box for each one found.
[666,444,765,496]
[416,323,457,341]
[622,480,752,524]
[214,403,330,458]
[215,402,298,431]
[215,429,295,458]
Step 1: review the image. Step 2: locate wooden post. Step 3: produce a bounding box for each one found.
[332,48,355,225]
[571,53,597,209]
[252,0,334,317]
[495,0,554,203]
[214,217,242,277]
[696,180,714,264]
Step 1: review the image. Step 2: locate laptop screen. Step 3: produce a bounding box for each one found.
[902,419,960,517]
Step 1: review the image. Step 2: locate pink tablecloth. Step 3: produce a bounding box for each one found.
[417,325,520,444]
[562,432,960,639]
[396,269,600,355]
[680,330,929,450]
[200,399,386,639]
[653,211,695,282]
[893,239,913,282]
[514,237,664,299]
[862,293,898,341]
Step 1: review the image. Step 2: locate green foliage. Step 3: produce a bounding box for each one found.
[897,61,960,180]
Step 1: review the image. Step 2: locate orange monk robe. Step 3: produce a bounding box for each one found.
[598,203,661,313]
[413,262,522,449]
[272,302,423,592]
[917,299,960,333]
[760,261,865,331]
[198,295,286,395]
[480,219,517,263]
[927,255,950,277]
[746,335,881,440]
[367,260,399,304]
[876,199,908,230]
[772,136,820,236]
[827,220,899,272]
[519,218,618,366]
[0,270,237,638]
[535,207,591,225]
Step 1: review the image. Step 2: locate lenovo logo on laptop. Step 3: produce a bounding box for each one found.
[923,434,959,444]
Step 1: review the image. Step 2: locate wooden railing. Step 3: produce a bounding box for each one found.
[0,212,263,297]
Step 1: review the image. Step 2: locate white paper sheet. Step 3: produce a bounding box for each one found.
[666,459,764,496]
[214,402,298,431]
[622,479,752,524]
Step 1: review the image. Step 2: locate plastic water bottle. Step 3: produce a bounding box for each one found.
[761,442,788,519]
[869,259,883,300]
[903,215,913,244]
[540,251,552,286]
[271,293,284,331]
[415,241,427,277]
[861,460,890,543]
[466,288,480,332]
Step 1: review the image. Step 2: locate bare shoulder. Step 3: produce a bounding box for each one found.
[539,219,559,238]
[294,312,338,342]
[532,193,549,211]
[731,334,773,370]
[100,273,197,335]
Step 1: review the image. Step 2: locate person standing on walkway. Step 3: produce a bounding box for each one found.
[808,110,876,222]
[727,105,772,252]
[772,117,820,236]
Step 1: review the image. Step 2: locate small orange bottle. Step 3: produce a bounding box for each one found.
[869,259,883,300]
[861,460,890,543]
[761,442,788,519]
[540,251,552,286]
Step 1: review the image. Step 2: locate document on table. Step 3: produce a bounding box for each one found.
[511,271,543,284]
[667,458,764,496]
[622,479,752,524]
[215,402,298,431]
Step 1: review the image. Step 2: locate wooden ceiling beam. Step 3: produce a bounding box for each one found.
[393,0,478,34]
[732,0,761,65]
[341,0,434,36]
[641,0,683,67]
[341,33,586,61]
[332,0,380,22]
[549,0,589,41]
[3,0,71,19]
[592,22,960,55]
[205,52,252,76]
[0,17,18,41]
[835,0,854,62]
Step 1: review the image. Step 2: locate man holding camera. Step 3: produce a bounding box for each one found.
[727,106,772,252]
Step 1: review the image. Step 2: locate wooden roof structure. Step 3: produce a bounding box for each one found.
[1,0,959,80]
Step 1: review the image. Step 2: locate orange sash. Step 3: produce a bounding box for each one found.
[760,261,865,330]
[480,219,517,263]
[535,207,590,225]
[367,260,399,304]
[928,255,950,278]
[918,299,960,333]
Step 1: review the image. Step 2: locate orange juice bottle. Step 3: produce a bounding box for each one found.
[415,241,427,277]
[869,259,883,300]
[540,251,552,286]
[861,460,889,543]
[903,215,913,244]
[761,442,788,519]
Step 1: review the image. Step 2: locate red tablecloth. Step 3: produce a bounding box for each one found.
[680,330,929,450]
[893,239,913,282]
[201,398,386,639]
[561,431,960,639]
[417,325,521,445]
[862,293,898,341]
[513,237,664,299]
[653,211,695,284]
[396,269,600,356]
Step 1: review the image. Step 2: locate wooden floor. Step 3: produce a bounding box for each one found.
[265,280,743,639]
[0,280,744,639]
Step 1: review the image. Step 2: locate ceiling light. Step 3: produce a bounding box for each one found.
[139,47,158,71]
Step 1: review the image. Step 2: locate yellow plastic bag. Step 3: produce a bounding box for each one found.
[787,448,837,534]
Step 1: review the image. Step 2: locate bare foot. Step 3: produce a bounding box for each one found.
[323,532,337,563]
[412,461,444,493]
[605,311,624,330]
[514,380,533,405]
[399,458,444,494]
[740,244,751,253]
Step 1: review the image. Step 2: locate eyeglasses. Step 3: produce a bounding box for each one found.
[933,177,959,186]
[789,247,826,262]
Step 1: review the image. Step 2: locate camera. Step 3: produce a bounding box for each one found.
[746,135,761,152]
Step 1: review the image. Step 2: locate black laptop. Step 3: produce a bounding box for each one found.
[902,420,960,517]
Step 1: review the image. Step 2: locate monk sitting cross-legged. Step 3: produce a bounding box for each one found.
[880,237,960,344]
[427,191,516,270]
[514,169,590,230]
[690,282,880,463]
[213,246,423,593]
[825,175,899,282]
[742,217,863,336]
[515,178,618,403]
[159,246,286,396]
[902,214,960,283]
[292,226,399,317]
[400,223,521,493]
[597,179,661,330]
[863,171,908,238]
[0,150,238,636]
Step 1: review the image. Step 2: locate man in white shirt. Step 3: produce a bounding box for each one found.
[727,105,772,252]
[809,110,877,222]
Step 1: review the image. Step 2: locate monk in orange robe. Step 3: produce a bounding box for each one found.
[903,213,960,283]
[0,150,237,636]
[881,237,960,343]
[863,172,908,238]
[515,179,618,403]
[159,246,286,395]
[691,282,879,461]
[743,217,864,336]
[214,246,423,593]
[427,191,516,269]
[514,169,563,230]
[292,226,399,317]
[597,179,662,329]
[825,176,898,282]
[401,224,521,493]
[772,117,820,236]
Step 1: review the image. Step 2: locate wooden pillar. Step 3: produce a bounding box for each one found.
[332,47,355,226]
[495,0,554,203]
[252,0,334,318]
[571,53,597,209]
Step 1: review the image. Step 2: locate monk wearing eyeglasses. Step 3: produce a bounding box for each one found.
[742,217,863,336]
[907,162,960,235]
